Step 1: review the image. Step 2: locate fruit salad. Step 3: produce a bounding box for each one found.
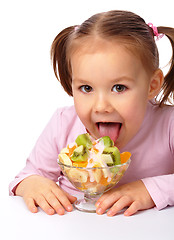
[58,133,131,195]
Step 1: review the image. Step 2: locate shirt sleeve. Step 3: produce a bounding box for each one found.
[9,109,62,196]
[142,110,174,210]
[142,174,174,210]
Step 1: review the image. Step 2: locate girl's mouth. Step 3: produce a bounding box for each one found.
[96,122,122,143]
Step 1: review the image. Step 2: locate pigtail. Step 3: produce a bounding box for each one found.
[158,27,174,105]
[50,26,76,96]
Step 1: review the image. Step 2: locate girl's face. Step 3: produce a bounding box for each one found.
[71,39,154,149]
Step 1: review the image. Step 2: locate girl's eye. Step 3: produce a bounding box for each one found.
[80,85,93,93]
[112,84,127,93]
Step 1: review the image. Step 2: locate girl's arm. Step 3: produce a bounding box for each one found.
[9,107,77,215]
[142,174,174,210]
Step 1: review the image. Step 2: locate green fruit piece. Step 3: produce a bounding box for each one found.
[75,133,93,149]
[99,136,114,147]
[102,146,121,165]
[71,145,89,162]
[110,166,119,174]
[101,154,114,166]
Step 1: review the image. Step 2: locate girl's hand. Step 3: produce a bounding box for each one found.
[95,180,155,216]
[15,175,77,215]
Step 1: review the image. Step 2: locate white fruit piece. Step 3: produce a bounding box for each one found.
[98,159,111,179]
[60,147,69,154]
[58,153,72,166]
[102,168,111,179]
[101,154,114,165]
[68,168,88,183]
[93,169,102,183]
[92,154,108,178]
[92,162,103,183]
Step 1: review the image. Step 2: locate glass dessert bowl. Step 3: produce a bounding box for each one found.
[57,133,131,213]
[58,156,131,212]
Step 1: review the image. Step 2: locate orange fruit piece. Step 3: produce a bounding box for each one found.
[72,161,88,168]
[100,175,110,186]
[120,152,131,164]
[93,148,99,154]
[67,145,77,157]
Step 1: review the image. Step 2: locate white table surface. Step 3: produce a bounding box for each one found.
[1,195,174,240]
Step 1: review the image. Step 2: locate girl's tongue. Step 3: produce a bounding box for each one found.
[98,122,121,143]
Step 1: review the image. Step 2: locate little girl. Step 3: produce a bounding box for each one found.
[9,10,174,217]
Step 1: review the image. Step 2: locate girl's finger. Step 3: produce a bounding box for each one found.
[107,196,132,217]
[95,194,107,208]
[124,201,141,216]
[95,188,119,208]
[24,197,38,213]
[51,188,75,212]
[96,191,121,214]
[35,194,55,215]
[44,191,65,215]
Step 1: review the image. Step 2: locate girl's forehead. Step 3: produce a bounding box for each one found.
[69,36,153,77]
[70,37,141,66]
[70,39,126,63]
[70,40,147,82]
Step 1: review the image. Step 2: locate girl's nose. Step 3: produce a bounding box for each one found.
[93,94,113,114]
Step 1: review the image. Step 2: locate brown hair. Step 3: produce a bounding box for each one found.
[50,10,174,106]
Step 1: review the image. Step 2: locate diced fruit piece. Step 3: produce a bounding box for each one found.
[120,152,131,164]
[110,166,119,174]
[100,175,111,186]
[67,144,77,156]
[72,161,88,168]
[58,153,72,166]
[99,136,114,147]
[102,146,121,165]
[60,147,69,154]
[68,168,88,183]
[92,162,103,183]
[101,154,114,166]
[71,145,89,162]
[75,133,93,149]
[92,148,99,154]
[93,162,102,168]
[95,160,111,178]
[93,169,102,183]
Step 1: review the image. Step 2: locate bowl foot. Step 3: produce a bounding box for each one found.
[73,198,97,213]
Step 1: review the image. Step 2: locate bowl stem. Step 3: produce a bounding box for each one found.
[74,193,101,213]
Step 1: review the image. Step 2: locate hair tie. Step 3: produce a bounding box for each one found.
[148,23,164,41]
[74,26,79,32]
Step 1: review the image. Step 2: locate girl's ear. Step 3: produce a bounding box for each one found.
[148,69,164,99]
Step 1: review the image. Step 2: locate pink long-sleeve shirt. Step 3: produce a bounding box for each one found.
[9,101,174,210]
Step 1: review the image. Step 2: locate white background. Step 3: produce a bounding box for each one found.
[0,0,173,197]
